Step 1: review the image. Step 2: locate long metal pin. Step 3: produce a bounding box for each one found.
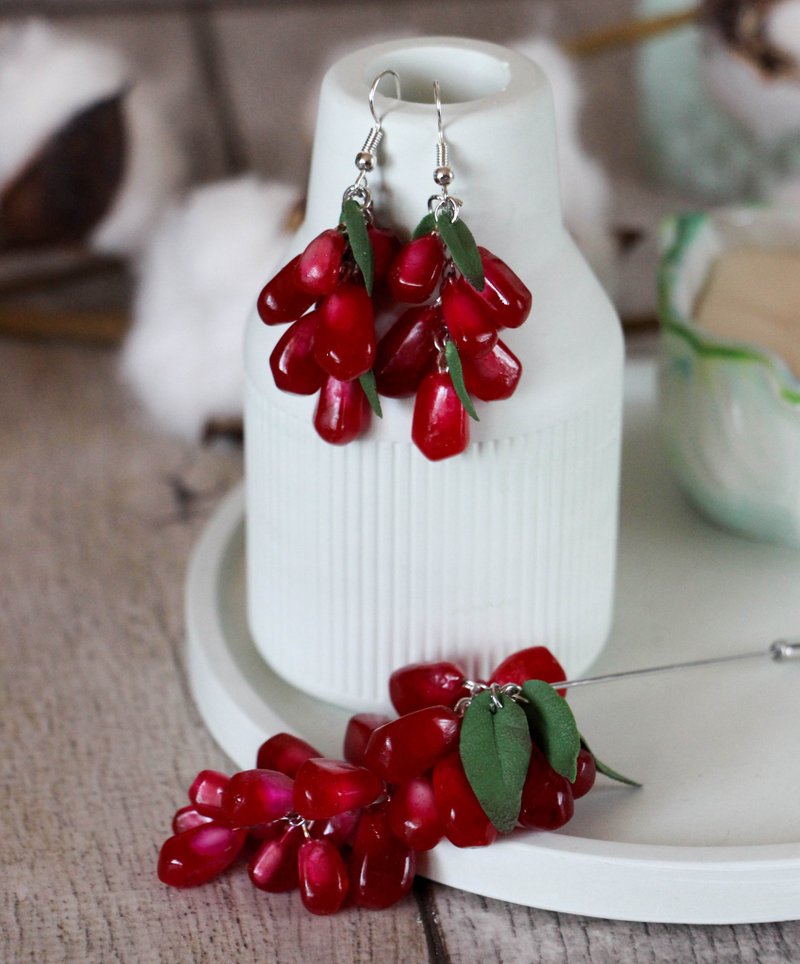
[554,639,800,691]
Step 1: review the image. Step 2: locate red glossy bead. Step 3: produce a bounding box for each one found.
[412,370,469,462]
[221,769,294,828]
[269,313,325,395]
[476,247,532,329]
[518,744,575,831]
[293,758,384,820]
[172,805,213,836]
[248,824,302,892]
[344,713,393,767]
[388,234,444,304]
[313,375,371,446]
[298,838,350,915]
[387,776,443,851]
[158,823,247,888]
[363,706,460,784]
[367,224,402,284]
[389,660,468,715]
[314,283,376,381]
[441,276,498,358]
[256,732,322,778]
[570,747,597,800]
[374,305,440,398]
[312,807,362,848]
[188,770,230,820]
[349,806,416,909]
[461,339,522,401]
[296,228,346,296]
[246,819,286,843]
[432,753,498,848]
[257,255,316,326]
[489,646,567,696]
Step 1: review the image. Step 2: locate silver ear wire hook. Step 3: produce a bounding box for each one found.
[369,69,401,128]
[347,69,401,208]
[429,79,461,223]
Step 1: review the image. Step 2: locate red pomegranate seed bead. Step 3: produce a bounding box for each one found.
[363,706,460,784]
[293,758,384,820]
[221,769,294,828]
[476,247,532,329]
[389,659,468,715]
[489,646,567,696]
[344,713,393,767]
[256,732,322,778]
[248,825,302,892]
[432,753,498,848]
[367,224,402,285]
[349,805,416,909]
[387,775,444,851]
[388,234,445,304]
[314,283,376,381]
[441,276,498,358]
[188,770,230,820]
[518,744,575,831]
[461,339,522,402]
[257,255,316,326]
[570,747,597,800]
[158,824,247,888]
[247,819,286,843]
[269,314,325,396]
[313,375,371,446]
[412,370,469,462]
[374,305,440,398]
[172,805,213,836]
[295,228,346,296]
[312,807,362,848]
[298,838,350,915]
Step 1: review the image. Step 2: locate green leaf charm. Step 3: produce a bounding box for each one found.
[436,213,485,291]
[340,199,373,295]
[460,690,532,834]
[444,340,479,422]
[520,680,581,782]
[358,369,383,419]
[412,212,437,240]
[580,737,641,788]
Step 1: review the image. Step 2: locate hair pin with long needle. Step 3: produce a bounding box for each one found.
[554,638,800,691]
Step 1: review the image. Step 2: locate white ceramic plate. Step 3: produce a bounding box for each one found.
[186,358,800,923]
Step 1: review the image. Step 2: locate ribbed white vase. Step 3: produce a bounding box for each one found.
[244,37,624,711]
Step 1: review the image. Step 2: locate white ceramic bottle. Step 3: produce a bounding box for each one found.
[244,37,624,711]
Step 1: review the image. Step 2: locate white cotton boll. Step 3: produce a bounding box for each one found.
[513,37,616,293]
[0,19,126,186]
[121,178,298,440]
[0,19,184,255]
[766,0,800,62]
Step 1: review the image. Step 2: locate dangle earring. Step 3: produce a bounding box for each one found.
[256,70,402,445]
[374,80,533,461]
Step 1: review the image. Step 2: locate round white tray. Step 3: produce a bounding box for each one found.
[186,358,800,924]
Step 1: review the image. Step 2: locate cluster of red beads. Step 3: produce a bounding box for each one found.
[258,222,400,445]
[376,230,532,460]
[158,647,596,915]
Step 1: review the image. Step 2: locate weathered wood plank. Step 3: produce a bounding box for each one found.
[0,340,430,962]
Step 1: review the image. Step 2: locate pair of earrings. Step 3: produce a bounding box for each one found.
[256,71,532,461]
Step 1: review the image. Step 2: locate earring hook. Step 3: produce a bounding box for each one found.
[433,79,444,145]
[369,69,401,128]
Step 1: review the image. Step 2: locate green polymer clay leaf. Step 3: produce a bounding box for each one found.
[412,212,437,239]
[340,199,373,295]
[358,369,383,418]
[580,737,642,788]
[436,213,485,291]
[460,690,532,834]
[444,340,479,422]
[521,679,580,783]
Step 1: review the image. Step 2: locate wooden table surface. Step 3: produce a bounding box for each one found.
[3,336,798,962]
